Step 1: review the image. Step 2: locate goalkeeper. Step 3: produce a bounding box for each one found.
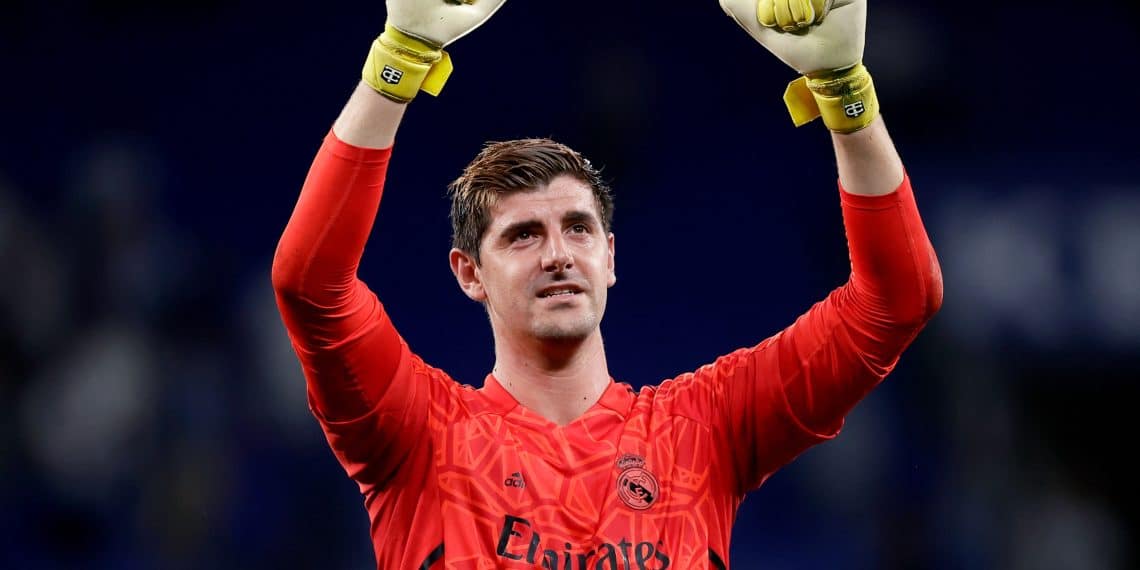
[272,0,943,567]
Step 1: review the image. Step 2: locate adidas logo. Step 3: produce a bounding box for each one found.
[504,472,526,489]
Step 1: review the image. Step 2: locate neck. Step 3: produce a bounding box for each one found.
[491,330,611,426]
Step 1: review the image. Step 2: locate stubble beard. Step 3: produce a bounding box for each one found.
[531,310,598,342]
[530,296,602,343]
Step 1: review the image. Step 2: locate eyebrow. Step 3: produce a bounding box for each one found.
[497,210,599,240]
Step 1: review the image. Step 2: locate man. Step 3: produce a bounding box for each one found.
[272,0,943,567]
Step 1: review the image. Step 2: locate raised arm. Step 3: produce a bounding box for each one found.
[701,0,942,490]
[271,0,508,487]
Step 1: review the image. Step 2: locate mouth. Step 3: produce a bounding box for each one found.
[537,285,584,299]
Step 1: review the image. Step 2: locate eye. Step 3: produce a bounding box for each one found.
[512,230,534,242]
[570,223,589,234]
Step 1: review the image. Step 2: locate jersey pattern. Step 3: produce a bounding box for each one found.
[326,337,750,570]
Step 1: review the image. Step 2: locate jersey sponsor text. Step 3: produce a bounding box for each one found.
[496,514,670,569]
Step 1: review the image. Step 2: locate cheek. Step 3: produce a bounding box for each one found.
[485,264,529,305]
[584,247,612,278]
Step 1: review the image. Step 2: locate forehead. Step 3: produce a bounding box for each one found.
[487,174,600,227]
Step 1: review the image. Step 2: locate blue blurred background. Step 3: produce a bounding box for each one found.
[2,1,1138,568]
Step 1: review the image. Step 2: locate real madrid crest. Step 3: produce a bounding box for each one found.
[615,453,659,511]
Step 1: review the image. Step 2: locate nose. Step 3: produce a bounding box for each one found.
[541,233,574,272]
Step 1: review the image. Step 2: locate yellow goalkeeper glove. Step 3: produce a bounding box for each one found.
[362,0,508,103]
[720,0,878,133]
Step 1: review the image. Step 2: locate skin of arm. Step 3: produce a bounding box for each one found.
[333,81,408,149]
[831,115,904,196]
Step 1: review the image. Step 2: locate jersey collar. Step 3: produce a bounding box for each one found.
[480,374,635,421]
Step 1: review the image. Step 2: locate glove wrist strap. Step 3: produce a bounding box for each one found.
[362,23,454,103]
[783,63,879,133]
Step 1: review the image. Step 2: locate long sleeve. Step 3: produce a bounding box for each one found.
[271,130,430,488]
[671,173,943,494]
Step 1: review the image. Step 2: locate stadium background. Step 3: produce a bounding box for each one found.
[2,1,1137,568]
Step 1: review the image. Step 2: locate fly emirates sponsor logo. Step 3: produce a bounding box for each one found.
[496,515,671,569]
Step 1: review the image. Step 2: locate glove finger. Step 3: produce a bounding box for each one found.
[788,0,810,27]
[777,0,806,31]
[773,0,792,30]
[757,0,778,28]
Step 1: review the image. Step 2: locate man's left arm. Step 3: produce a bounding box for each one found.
[695,0,944,492]
[694,137,942,492]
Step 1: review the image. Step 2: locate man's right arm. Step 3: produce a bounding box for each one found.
[271,86,407,422]
[272,81,408,415]
[272,0,509,488]
[272,87,429,488]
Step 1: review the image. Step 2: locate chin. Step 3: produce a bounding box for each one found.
[532,319,596,342]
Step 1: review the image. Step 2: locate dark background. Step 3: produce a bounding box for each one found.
[2,1,1138,568]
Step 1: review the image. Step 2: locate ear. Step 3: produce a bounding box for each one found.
[449,248,487,302]
[606,232,616,287]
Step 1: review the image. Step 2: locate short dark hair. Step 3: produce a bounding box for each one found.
[448,138,614,264]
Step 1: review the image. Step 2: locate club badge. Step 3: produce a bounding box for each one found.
[615,453,659,511]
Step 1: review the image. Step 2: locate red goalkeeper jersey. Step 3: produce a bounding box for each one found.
[272,131,942,569]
